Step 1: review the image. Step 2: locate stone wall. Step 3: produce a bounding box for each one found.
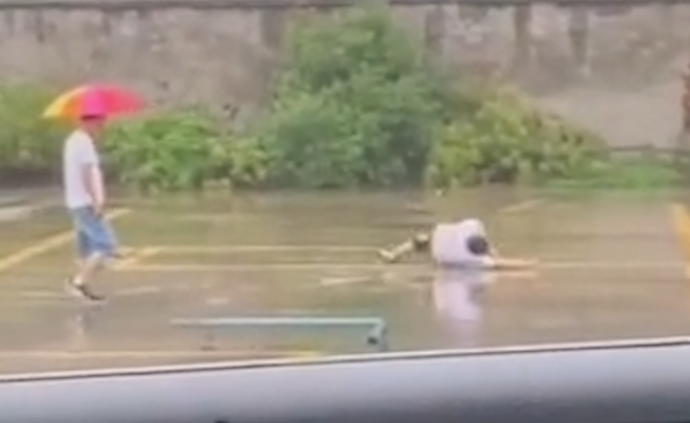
[0,0,688,144]
[0,5,274,112]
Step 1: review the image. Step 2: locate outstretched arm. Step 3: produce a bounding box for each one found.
[483,241,538,270]
[486,256,538,271]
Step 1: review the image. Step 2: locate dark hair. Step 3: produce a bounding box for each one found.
[466,235,489,256]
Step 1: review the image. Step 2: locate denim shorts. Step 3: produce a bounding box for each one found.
[69,206,118,259]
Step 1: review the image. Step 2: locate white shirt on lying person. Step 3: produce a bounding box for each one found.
[430,218,494,268]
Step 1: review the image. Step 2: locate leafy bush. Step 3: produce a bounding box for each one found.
[259,4,612,190]
[105,109,267,192]
[0,4,675,193]
[426,86,607,189]
[258,4,441,188]
[547,156,686,190]
[0,83,66,181]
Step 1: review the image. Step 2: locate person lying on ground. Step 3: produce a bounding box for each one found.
[377,218,536,270]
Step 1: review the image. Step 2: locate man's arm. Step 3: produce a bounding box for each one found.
[80,164,101,204]
[77,138,104,213]
[486,256,537,271]
[484,240,538,270]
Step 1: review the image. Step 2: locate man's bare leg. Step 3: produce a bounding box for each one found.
[378,232,430,263]
[378,240,415,263]
[68,252,107,302]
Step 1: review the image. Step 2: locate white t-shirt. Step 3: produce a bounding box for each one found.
[62,130,103,209]
[430,218,493,267]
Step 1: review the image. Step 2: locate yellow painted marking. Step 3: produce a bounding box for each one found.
[0,208,132,273]
[119,260,687,273]
[669,203,690,280]
[117,246,139,256]
[670,203,690,257]
[0,349,322,360]
[498,198,544,214]
[112,246,163,270]
[169,213,260,223]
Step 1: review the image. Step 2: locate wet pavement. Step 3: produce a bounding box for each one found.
[0,189,689,373]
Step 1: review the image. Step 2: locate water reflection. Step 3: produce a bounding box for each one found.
[66,305,104,351]
[433,268,495,348]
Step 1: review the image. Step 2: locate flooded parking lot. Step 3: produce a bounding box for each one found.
[0,189,689,373]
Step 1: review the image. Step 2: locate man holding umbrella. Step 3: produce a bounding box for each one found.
[45,84,143,302]
[61,112,113,302]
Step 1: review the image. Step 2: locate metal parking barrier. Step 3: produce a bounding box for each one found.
[170,316,389,351]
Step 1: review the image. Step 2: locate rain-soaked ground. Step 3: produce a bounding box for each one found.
[0,188,689,373]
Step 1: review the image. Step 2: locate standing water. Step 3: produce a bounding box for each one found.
[0,189,687,372]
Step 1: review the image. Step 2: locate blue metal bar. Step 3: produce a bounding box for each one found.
[170,316,389,352]
[171,317,384,327]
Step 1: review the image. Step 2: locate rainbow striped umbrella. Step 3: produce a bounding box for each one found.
[43,84,144,120]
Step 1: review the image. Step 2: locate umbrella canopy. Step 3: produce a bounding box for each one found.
[43,84,144,120]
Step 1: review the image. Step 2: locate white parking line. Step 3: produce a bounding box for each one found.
[117,260,686,272]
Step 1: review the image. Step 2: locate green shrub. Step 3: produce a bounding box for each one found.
[547,156,686,190]
[425,86,607,189]
[0,83,66,180]
[0,9,676,194]
[258,4,441,188]
[105,109,267,192]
